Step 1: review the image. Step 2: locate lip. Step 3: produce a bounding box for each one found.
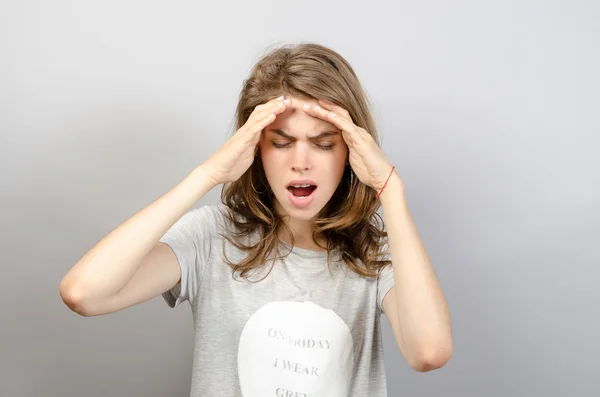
[286,179,318,188]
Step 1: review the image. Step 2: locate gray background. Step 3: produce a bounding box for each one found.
[1,0,598,396]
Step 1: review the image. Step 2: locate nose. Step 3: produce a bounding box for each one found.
[290,143,312,172]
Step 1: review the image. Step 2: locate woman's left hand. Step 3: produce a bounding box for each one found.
[302,99,399,192]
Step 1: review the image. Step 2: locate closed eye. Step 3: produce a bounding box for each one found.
[272,142,333,151]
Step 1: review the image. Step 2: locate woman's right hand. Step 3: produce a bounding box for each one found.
[203,95,291,186]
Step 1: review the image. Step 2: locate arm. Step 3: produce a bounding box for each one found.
[379,172,453,372]
[59,96,290,317]
[59,164,216,316]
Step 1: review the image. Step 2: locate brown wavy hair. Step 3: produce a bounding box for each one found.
[218,42,391,281]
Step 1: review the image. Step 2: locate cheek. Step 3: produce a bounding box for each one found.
[259,144,278,166]
[332,145,349,168]
[333,146,349,178]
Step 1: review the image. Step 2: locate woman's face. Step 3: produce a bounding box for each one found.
[258,96,348,224]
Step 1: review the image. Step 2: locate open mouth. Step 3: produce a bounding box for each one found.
[287,184,317,198]
[285,181,318,208]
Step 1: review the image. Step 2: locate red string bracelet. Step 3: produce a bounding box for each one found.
[375,165,396,199]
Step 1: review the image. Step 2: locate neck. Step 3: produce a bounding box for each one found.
[274,199,329,252]
[279,224,326,251]
[276,216,327,252]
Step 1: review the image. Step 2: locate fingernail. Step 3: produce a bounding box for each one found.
[283,98,291,104]
[315,105,322,110]
[303,104,311,109]
[276,95,285,100]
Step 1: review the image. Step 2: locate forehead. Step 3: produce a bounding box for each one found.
[266,97,338,136]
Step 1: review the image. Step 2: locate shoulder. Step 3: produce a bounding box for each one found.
[179,204,221,227]
[185,203,253,241]
[169,204,230,240]
[189,203,227,223]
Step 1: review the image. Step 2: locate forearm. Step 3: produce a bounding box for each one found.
[379,173,453,360]
[60,164,216,301]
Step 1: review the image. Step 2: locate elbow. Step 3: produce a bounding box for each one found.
[410,341,454,373]
[59,279,95,317]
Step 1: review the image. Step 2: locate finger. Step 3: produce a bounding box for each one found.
[240,113,274,150]
[258,95,291,112]
[242,101,289,144]
[317,99,352,122]
[315,100,372,142]
[248,97,290,123]
[237,99,287,139]
[302,103,361,143]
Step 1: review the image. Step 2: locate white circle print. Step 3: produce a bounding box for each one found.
[237,300,355,397]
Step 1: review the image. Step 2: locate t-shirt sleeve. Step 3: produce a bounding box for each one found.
[159,205,220,308]
[376,241,395,313]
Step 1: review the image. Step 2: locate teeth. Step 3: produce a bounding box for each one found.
[291,184,312,188]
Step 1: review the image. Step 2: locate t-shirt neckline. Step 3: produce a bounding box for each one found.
[277,239,338,260]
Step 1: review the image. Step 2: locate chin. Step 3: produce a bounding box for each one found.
[279,203,321,221]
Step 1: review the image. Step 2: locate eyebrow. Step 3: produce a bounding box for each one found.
[267,129,339,141]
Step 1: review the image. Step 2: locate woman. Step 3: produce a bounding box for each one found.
[60,43,453,397]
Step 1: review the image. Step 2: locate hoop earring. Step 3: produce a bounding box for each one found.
[347,168,354,198]
[251,178,269,195]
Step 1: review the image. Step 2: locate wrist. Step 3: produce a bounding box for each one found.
[194,163,220,188]
[188,164,219,195]
[377,172,406,202]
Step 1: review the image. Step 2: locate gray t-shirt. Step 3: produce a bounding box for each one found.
[160,203,395,397]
